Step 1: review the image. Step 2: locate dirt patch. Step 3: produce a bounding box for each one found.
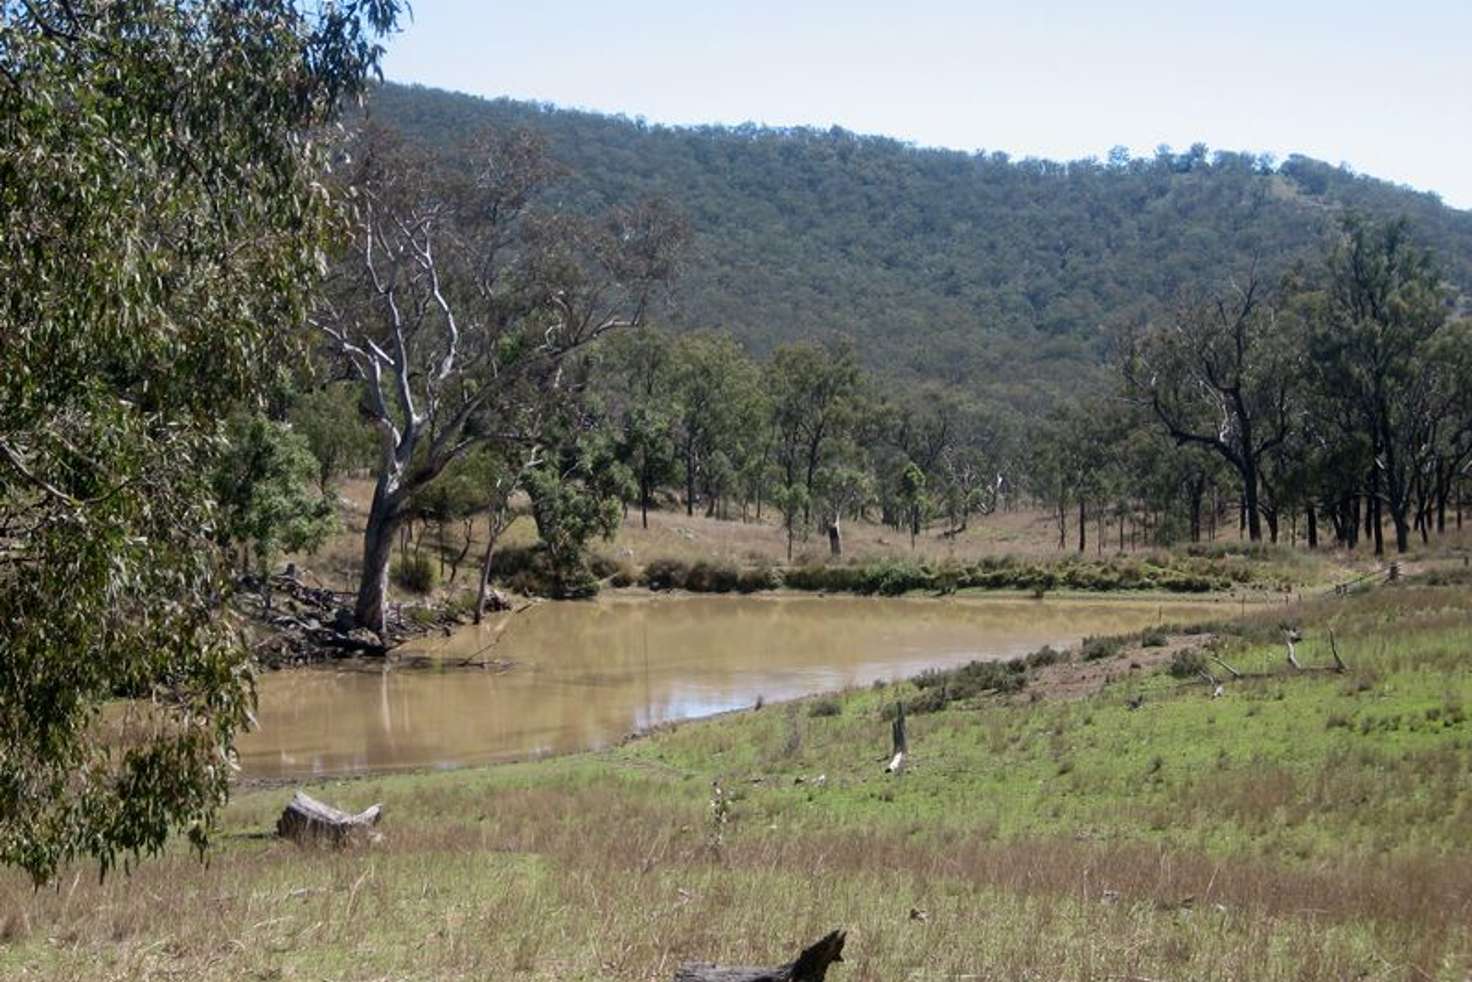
[1020,633,1217,702]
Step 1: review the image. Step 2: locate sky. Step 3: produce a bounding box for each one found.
[382,1,1472,210]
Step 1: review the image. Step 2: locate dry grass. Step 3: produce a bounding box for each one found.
[2,778,1467,980]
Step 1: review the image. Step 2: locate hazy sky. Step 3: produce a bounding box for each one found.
[383,1,1472,209]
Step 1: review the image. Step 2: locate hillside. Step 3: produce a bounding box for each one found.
[369,83,1472,401]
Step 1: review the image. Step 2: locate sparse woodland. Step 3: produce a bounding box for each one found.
[2,6,1472,978]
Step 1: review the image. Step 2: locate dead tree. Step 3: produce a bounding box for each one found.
[886,701,908,774]
[1283,628,1302,670]
[674,930,846,982]
[319,127,685,634]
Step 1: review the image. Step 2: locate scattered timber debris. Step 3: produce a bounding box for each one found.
[240,567,511,667]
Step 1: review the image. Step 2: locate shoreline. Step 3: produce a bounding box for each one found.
[233,594,1226,789]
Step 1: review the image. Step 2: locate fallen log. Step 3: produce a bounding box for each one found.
[1208,653,1243,679]
[674,930,846,981]
[276,791,382,845]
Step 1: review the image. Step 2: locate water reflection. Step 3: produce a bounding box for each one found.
[238,593,1220,778]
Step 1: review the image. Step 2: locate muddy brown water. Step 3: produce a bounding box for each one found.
[238,593,1222,779]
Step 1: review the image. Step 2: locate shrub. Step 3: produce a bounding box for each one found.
[587,552,622,579]
[1140,629,1169,648]
[686,560,740,593]
[1167,647,1207,679]
[914,658,1026,699]
[1081,635,1125,661]
[865,559,932,596]
[808,696,842,718]
[737,563,782,593]
[391,552,437,594]
[881,687,950,717]
[1025,644,1066,669]
[641,557,691,591]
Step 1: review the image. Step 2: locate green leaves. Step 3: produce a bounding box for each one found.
[212,413,339,572]
[0,0,401,883]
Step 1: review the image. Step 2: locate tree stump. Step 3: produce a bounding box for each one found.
[674,930,846,981]
[276,790,382,845]
[886,701,908,773]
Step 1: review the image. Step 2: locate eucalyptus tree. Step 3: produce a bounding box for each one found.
[600,327,678,528]
[1309,216,1453,553]
[813,457,876,557]
[1424,319,1472,535]
[524,424,633,599]
[289,383,378,493]
[669,331,762,518]
[767,340,863,531]
[1119,270,1302,542]
[1030,398,1118,552]
[211,414,338,577]
[319,126,686,632]
[0,0,402,882]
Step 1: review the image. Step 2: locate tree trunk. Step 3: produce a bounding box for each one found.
[1189,473,1205,543]
[447,517,475,586]
[1306,501,1318,549]
[354,490,402,634]
[1242,460,1263,542]
[474,506,508,624]
[686,448,696,517]
[1371,494,1385,556]
[1394,512,1410,553]
[827,515,842,557]
[1077,497,1086,553]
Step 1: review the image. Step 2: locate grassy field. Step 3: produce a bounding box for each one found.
[3,571,1470,979]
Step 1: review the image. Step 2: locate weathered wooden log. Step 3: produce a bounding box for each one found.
[276,791,382,844]
[674,930,846,981]
[1209,653,1243,679]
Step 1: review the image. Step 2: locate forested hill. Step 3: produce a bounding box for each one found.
[369,82,1472,400]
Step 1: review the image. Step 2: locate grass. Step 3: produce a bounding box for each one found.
[19,581,1470,977]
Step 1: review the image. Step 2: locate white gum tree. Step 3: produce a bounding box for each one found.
[319,127,685,632]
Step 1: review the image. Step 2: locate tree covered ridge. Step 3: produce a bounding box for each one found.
[368,83,1472,400]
